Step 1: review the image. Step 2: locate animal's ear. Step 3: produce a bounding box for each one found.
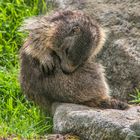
[19,16,42,32]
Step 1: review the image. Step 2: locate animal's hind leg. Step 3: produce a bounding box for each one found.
[83,97,130,110]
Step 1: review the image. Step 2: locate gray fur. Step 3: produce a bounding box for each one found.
[20,10,129,110]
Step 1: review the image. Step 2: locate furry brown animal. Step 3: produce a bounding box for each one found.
[19,10,129,111]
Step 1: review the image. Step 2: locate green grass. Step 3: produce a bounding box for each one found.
[129,89,140,104]
[0,0,53,138]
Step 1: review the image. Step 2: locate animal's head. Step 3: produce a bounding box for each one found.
[21,10,106,73]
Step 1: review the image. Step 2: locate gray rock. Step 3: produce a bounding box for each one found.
[51,0,140,101]
[52,103,140,140]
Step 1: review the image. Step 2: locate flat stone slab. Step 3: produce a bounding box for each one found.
[52,103,140,140]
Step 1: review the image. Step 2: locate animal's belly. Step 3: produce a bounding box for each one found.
[44,69,98,103]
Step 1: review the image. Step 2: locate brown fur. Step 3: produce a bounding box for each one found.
[20,10,129,110]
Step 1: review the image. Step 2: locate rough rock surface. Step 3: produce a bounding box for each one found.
[45,0,140,139]
[52,0,140,101]
[52,103,140,140]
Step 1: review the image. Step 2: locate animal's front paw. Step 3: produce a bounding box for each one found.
[40,57,55,75]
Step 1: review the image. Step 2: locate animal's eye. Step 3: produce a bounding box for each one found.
[72,25,81,34]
